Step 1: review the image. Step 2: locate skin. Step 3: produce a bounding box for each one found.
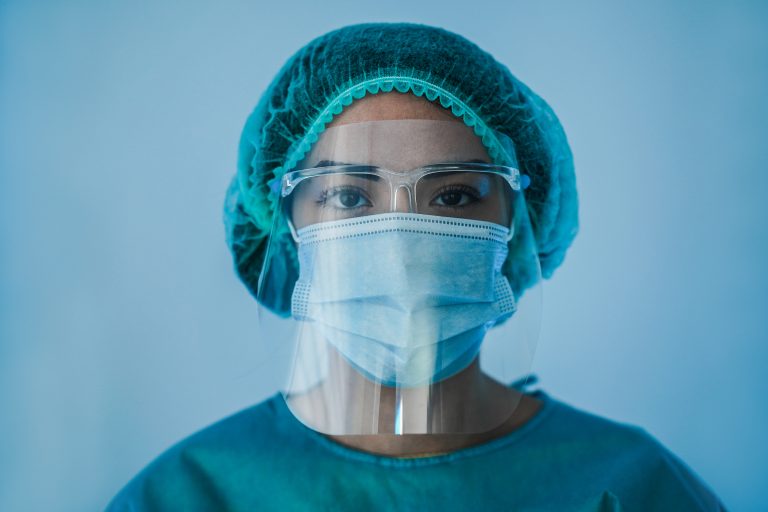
[288,92,542,457]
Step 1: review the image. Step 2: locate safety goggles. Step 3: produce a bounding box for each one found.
[280,162,528,237]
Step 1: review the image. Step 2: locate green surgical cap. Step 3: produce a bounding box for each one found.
[224,22,578,314]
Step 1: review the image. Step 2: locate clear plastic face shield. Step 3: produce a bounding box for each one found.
[258,119,542,435]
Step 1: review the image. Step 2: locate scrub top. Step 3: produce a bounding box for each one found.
[106,389,725,511]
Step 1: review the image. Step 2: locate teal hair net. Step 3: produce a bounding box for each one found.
[223,22,578,315]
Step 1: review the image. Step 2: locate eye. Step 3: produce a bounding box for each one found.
[324,186,372,209]
[431,186,479,207]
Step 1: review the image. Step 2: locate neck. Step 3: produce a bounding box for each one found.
[286,350,541,457]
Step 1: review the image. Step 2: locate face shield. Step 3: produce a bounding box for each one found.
[257,119,542,435]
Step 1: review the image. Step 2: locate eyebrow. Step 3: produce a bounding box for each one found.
[316,159,490,167]
[316,160,351,167]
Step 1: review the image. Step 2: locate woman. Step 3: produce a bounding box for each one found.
[108,23,725,510]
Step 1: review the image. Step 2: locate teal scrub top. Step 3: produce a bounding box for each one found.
[106,389,725,511]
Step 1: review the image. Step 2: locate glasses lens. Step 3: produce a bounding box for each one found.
[287,172,390,229]
[415,170,514,225]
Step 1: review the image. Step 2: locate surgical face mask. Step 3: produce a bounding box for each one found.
[291,212,516,388]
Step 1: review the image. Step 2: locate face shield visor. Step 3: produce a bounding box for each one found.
[257,119,542,435]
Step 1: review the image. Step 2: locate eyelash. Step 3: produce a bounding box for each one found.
[314,184,480,209]
[431,184,480,207]
[316,186,370,209]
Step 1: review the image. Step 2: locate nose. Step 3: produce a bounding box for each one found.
[393,185,413,213]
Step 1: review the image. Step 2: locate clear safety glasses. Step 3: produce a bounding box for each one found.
[280,163,527,237]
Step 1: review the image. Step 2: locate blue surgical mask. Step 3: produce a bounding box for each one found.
[291,213,516,388]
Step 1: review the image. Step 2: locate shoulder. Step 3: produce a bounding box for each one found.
[527,391,726,511]
[534,392,655,448]
[105,393,294,511]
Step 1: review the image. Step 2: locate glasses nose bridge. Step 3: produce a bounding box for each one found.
[390,175,416,213]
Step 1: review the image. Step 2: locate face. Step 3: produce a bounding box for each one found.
[288,93,513,229]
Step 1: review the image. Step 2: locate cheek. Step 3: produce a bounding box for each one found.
[289,189,315,230]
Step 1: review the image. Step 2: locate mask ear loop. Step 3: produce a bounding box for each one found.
[505,173,531,242]
[287,216,301,244]
[506,221,515,242]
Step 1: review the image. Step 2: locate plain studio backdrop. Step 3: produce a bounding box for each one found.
[1,1,766,510]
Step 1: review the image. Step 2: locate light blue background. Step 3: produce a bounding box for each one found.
[1,1,766,510]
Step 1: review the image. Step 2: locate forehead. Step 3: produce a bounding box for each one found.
[331,91,459,124]
[299,119,491,171]
[297,92,491,171]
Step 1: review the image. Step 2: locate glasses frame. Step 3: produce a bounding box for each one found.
[280,162,524,241]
